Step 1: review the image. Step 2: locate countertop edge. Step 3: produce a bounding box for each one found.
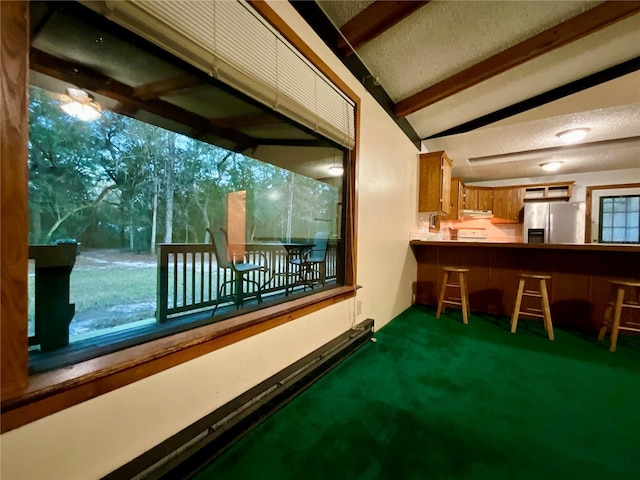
[409,241,640,253]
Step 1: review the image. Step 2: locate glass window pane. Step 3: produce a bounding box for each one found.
[602,212,613,227]
[601,199,613,213]
[612,228,626,242]
[28,81,345,369]
[613,212,626,227]
[602,227,612,242]
[613,198,627,213]
[625,228,639,243]
[627,212,639,228]
[628,196,639,212]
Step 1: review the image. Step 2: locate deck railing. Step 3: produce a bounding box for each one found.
[157,241,338,323]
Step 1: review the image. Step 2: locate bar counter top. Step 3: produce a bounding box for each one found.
[410,240,639,331]
[410,240,640,253]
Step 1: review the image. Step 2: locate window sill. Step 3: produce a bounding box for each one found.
[1,285,356,433]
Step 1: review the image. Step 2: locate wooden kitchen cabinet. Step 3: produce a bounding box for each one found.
[464,186,493,211]
[418,151,452,215]
[442,178,464,221]
[492,187,524,224]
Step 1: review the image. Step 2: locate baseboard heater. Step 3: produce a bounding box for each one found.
[103,318,375,480]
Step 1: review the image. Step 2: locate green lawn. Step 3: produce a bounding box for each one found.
[28,262,157,335]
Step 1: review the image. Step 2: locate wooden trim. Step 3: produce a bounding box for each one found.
[337,1,430,56]
[395,2,640,118]
[1,286,356,433]
[410,240,639,254]
[585,183,640,243]
[1,0,30,401]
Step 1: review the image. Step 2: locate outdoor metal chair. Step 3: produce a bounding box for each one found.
[288,231,330,292]
[207,227,270,314]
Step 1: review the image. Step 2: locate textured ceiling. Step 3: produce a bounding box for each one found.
[314,0,640,182]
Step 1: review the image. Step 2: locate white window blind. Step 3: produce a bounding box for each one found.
[97,0,356,149]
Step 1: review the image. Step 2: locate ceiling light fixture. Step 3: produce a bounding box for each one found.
[540,161,563,172]
[329,165,344,176]
[60,88,103,122]
[556,128,590,144]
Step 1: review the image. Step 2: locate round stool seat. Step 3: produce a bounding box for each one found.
[444,267,469,273]
[518,273,551,280]
[609,279,640,288]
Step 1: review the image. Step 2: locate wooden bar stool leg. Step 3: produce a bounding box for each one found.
[459,271,469,325]
[436,271,449,318]
[540,279,554,341]
[609,286,625,352]
[511,279,525,333]
[597,303,612,341]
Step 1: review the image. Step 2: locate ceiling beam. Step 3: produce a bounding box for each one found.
[424,56,640,140]
[257,139,329,147]
[337,1,430,56]
[29,48,257,151]
[132,73,205,100]
[211,113,286,129]
[395,2,640,118]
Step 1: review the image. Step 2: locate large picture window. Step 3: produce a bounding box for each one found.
[25,1,351,372]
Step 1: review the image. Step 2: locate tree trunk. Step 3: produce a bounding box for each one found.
[150,174,158,253]
[163,133,175,244]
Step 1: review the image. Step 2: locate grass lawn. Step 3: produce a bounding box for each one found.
[28,251,158,335]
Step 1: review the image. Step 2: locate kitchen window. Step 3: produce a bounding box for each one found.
[598,195,640,244]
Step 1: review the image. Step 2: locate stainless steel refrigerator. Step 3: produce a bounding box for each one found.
[523,202,585,244]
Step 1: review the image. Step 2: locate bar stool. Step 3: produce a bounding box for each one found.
[511,273,554,341]
[598,280,640,352]
[436,267,470,324]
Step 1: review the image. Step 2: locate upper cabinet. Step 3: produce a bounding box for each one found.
[442,178,464,221]
[419,151,452,215]
[464,186,493,211]
[523,181,574,201]
[492,187,524,224]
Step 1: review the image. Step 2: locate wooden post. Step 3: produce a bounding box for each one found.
[1,0,30,399]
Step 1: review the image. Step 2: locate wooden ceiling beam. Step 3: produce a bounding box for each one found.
[132,73,205,100]
[29,48,257,150]
[211,113,286,129]
[338,1,430,56]
[394,1,640,118]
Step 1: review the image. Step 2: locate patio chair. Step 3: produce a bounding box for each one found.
[207,228,270,314]
[289,231,330,292]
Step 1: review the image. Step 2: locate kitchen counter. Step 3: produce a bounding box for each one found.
[410,240,640,253]
[410,241,639,330]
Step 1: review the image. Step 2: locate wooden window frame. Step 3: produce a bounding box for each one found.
[585,183,640,243]
[0,0,360,433]
[597,195,640,244]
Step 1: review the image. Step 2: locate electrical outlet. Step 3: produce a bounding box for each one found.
[356,300,362,316]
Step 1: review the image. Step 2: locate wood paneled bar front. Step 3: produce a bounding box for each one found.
[410,241,640,331]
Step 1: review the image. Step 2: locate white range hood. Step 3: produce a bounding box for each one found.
[462,209,494,219]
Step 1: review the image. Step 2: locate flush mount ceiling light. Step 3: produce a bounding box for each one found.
[540,161,563,172]
[328,165,344,176]
[60,88,103,121]
[556,128,590,144]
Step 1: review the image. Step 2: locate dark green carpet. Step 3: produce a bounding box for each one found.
[194,306,640,480]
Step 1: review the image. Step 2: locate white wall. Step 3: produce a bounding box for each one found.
[0,2,419,479]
